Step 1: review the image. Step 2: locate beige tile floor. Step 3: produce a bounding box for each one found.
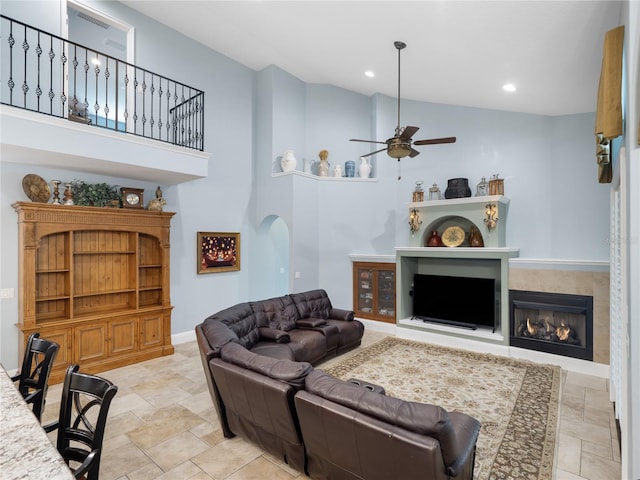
[41,330,621,480]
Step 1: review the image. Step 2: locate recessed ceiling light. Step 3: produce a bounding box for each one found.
[364,70,375,78]
[502,83,516,92]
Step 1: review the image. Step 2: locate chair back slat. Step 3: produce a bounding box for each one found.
[55,364,118,480]
[13,332,59,421]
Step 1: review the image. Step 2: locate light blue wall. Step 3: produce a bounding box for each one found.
[0,0,256,367]
[0,0,610,370]
[267,80,608,310]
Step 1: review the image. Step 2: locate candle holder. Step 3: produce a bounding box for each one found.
[51,180,62,205]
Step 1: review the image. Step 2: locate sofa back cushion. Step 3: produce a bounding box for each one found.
[203,302,260,350]
[290,289,332,319]
[304,370,461,469]
[250,295,299,331]
[220,341,312,389]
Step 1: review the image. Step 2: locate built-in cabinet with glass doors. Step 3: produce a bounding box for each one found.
[352,262,396,323]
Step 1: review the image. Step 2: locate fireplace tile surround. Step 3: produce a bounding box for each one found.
[509,266,610,364]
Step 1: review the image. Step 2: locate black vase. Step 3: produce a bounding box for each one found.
[444,178,472,199]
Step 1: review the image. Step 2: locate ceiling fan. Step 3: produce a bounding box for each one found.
[350,41,456,177]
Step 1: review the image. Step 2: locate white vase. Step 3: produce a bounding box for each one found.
[358,157,371,178]
[333,165,343,177]
[281,150,297,172]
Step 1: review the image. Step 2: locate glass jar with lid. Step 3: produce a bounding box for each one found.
[428,183,441,201]
[476,177,489,196]
[412,181,424,202]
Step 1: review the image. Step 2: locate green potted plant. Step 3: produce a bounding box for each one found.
[71,180,120,207]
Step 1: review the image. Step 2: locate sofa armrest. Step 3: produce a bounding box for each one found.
[259,327,291,343]
[329,308,355,321]
[220,342,312,388]
[443,411,482,478]
[195,324,218,362]
[296,318,327,328]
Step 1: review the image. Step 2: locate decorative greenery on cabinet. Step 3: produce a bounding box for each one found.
[70,179,120,207]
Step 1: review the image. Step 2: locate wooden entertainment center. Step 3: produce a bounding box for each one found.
[13,202,175,384]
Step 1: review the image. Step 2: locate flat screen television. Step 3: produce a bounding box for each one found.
[412,273,496,330]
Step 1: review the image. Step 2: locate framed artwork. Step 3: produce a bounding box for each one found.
[197,232,240,274]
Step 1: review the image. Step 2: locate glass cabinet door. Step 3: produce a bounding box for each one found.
[376,269,395,318]
[356,267,374,314]
[353,262,396,323]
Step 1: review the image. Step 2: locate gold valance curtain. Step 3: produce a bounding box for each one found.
[594,25,624,183]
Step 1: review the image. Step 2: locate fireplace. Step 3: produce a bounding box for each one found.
[509,290,593,361]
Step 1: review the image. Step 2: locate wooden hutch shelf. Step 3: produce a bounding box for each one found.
[13,202,175,384]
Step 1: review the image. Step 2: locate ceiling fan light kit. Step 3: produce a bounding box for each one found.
[349,41,457,178]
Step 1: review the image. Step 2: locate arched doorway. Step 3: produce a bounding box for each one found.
[252,215,290,299]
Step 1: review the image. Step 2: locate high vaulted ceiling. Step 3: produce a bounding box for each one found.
[120,1,623,116]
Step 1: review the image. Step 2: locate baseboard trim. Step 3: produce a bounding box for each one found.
[172,330,196,345]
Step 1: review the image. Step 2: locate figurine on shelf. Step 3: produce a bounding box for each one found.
[317,149,330,177]
[63,183,74,205]
[147,185,166,212]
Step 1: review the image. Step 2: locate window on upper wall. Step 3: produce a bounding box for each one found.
[66,3,132,130]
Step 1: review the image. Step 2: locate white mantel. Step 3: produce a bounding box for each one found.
[408,195,509,248]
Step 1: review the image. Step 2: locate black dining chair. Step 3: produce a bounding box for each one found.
[11,332,59,422]
[45,364,118,480]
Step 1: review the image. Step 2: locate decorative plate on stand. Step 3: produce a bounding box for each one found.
[22,174,51,203]
[441,226,465,247]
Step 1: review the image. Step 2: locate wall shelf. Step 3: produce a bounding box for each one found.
[272,170,377,182]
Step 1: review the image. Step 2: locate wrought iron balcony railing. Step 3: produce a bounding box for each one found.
[1,14,204,151]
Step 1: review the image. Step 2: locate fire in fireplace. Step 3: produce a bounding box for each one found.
[509,290,593,361]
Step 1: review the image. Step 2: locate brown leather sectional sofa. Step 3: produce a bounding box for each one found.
[196,289,365,438]
[196,289,481,480]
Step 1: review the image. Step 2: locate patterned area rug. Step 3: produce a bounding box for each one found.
[324,336,561,480]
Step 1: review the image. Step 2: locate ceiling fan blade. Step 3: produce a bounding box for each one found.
[360,147,388,158]
[350,138,387,144]
[413,136,457,146]
[409,148,420,158]
[399,126,419,141]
